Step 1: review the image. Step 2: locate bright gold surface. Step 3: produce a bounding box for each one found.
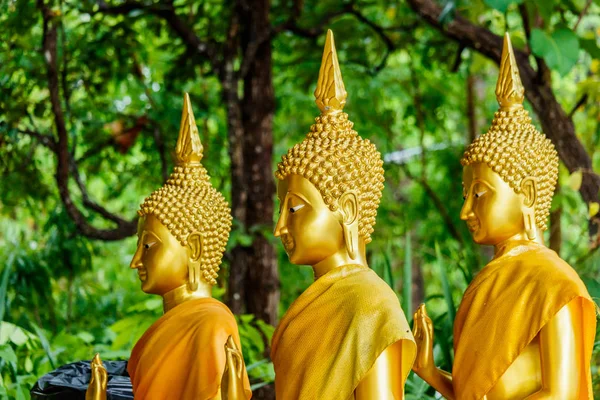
[314,29,347,114]
[222,336,247,400]
[127,94,251,400]
[85,354,107,400]
[137,93,231,286]
[272,30,414,400]
[412,33,596,400]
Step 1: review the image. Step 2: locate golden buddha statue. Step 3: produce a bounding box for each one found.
[271,30,416,400]
[412,33,597,400]
[126,93,252,400]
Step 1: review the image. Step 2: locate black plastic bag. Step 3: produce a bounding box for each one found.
[30,360,133,400]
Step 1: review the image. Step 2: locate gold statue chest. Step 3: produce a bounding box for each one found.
[486,336,541,399]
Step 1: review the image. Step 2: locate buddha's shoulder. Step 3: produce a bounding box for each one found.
[171,298,237,325]
[515,246,587,292]
[336,267,403,313]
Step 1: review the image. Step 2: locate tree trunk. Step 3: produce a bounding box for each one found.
[227,0,279,328]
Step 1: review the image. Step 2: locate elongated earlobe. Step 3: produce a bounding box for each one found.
[187,232,202,291]
[524,211,537,240]
[521,177,538,240]
[339,192,359,260]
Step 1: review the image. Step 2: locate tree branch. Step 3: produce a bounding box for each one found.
[407,0,600,235]
[94,1,223,75]
[39,0,137,241]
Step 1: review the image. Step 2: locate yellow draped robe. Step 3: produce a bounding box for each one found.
[453,241,597,400]
[271,264,416,400]
[128,297,252,400]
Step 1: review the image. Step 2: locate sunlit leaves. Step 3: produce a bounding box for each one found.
[567,170,583,191]
[484,0,523,13]
[531,28,580,75]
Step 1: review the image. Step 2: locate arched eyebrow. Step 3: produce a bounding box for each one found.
[287,191,311,205]
[142,230,162,244]
[471,179,494,190]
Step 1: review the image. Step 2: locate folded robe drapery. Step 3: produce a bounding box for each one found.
[271,264,416,400]
[128,297,252,400]
[453,241,596,400]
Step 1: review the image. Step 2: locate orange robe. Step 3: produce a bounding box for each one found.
[453,241,597,400]
[128,297,252,400]
[271,264,416,400]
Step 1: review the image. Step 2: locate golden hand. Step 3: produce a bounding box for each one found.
[412,304,435,374]
[411,304,455,399]
[86,354,107,400]
[221,336,248,400]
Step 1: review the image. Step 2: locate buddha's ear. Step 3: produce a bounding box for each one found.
[339,192,359,260]
[187,232,203,263]
[521,177,537,209]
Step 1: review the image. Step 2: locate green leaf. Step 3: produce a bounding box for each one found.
[582,276,600,302]
[580,38,600,59]
[484,0,523,12]
[532,0,555,23]
[0,344,17,363]
[403,233,413,316]
[567,170,583,191]
[0,265,11,322]
[30,323,56,369]
[436,243,456,325]
[77,331,95,343]
[530,28,580,75]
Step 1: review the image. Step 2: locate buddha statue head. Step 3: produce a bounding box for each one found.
[130,94,232,299]
[460,33,559,246]
[274,30,385,272]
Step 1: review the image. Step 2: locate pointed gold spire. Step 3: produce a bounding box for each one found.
[176,93,203,165]
[495,33,525,110]
[314,29,347,114]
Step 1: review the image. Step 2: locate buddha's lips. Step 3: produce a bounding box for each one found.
[137,269,147,281]
[281,235,294,252]
[467,220,479,232]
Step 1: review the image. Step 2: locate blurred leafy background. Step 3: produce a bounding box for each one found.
[1,0,599,399]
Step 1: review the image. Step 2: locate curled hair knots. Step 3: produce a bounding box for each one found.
[461,108,558,230]
[275,112,385,243]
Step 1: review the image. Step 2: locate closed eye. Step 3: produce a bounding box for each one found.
[289,204,305,213]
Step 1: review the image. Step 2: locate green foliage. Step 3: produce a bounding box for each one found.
[531,28,580,75]
[1,0,599,398]
[484,0,523,13]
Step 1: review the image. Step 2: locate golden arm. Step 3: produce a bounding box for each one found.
[523,300,583,400]
[411,304,455,400]
[354,340,406,399]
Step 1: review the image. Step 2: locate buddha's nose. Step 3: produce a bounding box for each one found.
[460,196,474,221]
[130,246,143,269]
[274,213,288,238]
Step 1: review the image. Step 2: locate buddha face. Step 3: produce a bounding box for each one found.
[460,162,529,245]
[274,174,345,266]
[130,214,189,295]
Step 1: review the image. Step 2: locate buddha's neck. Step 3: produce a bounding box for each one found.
[493,229,545,258]
[312,241,368,279]
[162,282,212,313]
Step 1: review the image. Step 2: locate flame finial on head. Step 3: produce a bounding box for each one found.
[495,33,525,110]
[314,29,347,114]
[176,93,204,165]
